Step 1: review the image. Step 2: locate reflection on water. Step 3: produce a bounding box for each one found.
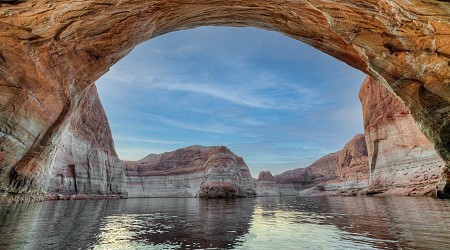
[1,196,450,249]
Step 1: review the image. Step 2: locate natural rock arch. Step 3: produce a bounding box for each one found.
[0,0,449,200]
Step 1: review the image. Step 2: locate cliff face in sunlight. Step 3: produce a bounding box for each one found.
[125,145,256,198]
[360,76,446,196]
[46,85,127,199]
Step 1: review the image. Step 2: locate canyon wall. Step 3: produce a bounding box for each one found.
[125,146,256,198]
[326,134,369,190]
[272,134,369,194]
[46,85,126,199]
[360,77,446,195]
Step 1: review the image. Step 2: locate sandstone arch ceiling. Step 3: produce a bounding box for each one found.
[0,0,449,199]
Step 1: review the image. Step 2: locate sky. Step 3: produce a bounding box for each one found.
[96,26,366,176]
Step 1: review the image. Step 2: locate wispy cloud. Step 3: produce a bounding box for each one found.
[101,67,319,111]
[114,136,183,145]
[146,80,276,109]
[144,113,240,135]
[97,26,366,172]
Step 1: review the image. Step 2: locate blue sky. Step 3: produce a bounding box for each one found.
[96,27,366,176]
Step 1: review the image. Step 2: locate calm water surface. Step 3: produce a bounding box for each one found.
[1,196,450,249]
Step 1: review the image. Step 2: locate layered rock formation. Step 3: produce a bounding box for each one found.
[274,134,369,193]
[360,77,446,195]
[46,85,126,199]
[275,152,340,190]
[0,0,449,200]
[125,146,256,198]
[330,134,369,190]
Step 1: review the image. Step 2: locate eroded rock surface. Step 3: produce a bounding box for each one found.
[125,146,256,198]
[274,134,369,193]
[360,76,446,195]
[0,0,449,199]
[46,85,126,199]
[331,134,369,190]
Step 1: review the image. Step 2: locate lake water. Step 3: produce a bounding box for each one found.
[1,196,450,249]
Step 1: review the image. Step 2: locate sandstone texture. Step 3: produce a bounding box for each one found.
[0,1,449,200]
[46,85,126,199]
[329,134,369,190]
[274,134,369,193]
[125,146,256,198]
[360,76,446,195]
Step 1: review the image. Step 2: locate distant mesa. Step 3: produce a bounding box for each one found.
[125,145,256,198]
[257,171,275,182]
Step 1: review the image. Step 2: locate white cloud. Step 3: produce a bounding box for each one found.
[144,113,239,135]
[147,80,275,108]
[114,136,183,145]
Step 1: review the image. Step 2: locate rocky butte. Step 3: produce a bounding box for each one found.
[125,145,256,198]
[255,171,280,197]
[0,0,449,201]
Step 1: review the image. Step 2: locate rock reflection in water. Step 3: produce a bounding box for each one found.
[94,198,255,249]
[1,197,450,249]
[239,196,450,249]
[0,201,43,249]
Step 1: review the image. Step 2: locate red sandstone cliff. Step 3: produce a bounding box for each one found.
[359,77,445,196]
[333,134,369,189]
[273,134,369,193]
[125,145,256,198]
[46,85,126,199]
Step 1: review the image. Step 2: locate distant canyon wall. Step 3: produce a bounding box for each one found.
[360,77,446,195]
[260,134,369,196]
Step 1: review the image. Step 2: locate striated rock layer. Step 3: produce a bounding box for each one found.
[125,146,256,198]
[0,0,449,200]
[360,77,446,195]
[46,85,126,199]
[274,134,369,193]
[331,134,369,190]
